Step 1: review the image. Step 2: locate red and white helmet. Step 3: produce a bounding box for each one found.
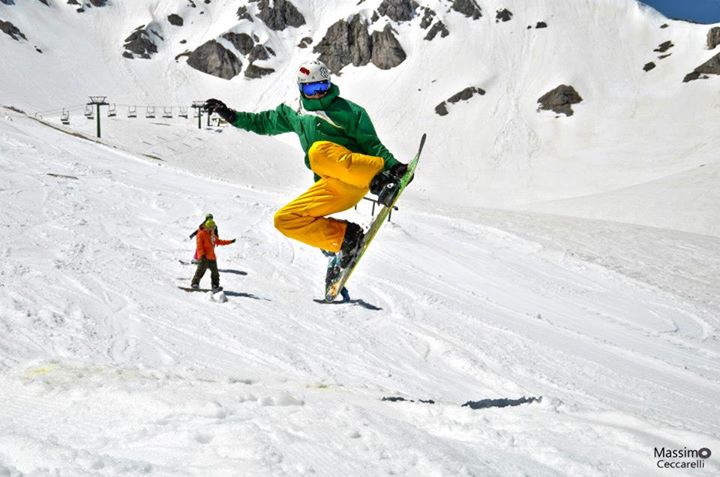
[297,60,331,84]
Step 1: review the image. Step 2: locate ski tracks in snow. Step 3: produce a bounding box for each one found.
[1,112,719,475]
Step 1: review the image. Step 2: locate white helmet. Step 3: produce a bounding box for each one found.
[297,60,331,84]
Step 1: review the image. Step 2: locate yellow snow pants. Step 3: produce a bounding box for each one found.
[274,141,385,252]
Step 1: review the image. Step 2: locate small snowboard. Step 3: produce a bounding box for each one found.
[178,286,223,293]
[324,133,426,302]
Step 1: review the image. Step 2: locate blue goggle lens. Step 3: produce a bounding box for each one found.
[300,80,331,96]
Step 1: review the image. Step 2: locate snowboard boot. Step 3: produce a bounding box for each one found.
[370,164,408,207]
[340,287,351,303]
[338,222,364,268]
[191,283,199,289]
[211,285,223,293]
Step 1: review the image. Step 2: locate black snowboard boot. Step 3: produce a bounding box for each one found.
[338,222,364,268]
[370,164,408,207]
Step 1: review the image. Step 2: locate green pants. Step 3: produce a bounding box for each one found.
[192,257,219,289]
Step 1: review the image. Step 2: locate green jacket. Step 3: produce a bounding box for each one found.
[230,84,399,180]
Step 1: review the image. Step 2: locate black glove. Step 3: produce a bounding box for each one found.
[203,98,237,123]
[391,162,414,185]
[391,163,408,178]
[230,238,237,244]
[203,98,225,113]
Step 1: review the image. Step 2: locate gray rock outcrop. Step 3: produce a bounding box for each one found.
[237,6,253,22]
[451,0,482,20]
[72,0,108,7]
[377,0,418,23]
[168,14,184,27]
[537,85,582,116]
[0,20,27,41]
[425,21,449,41]
[496,9,513,22]
[315,15,372,73]
[654,40,673,53]
[371,25,406,69]
[420,7,449,40]
[420,8,435,29]
[683,51,720,82]
[222,32,255,55]
[315,16,406,73]
[187,40,242,79]
[257,0,305,31]
[249,44,272,62]
[435,86,486,116]
[245,64,275,79]
[448,86,486,103]
[708,27,720,49]
[123,25,160,59]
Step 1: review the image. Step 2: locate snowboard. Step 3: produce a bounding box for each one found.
[324,133,426,302]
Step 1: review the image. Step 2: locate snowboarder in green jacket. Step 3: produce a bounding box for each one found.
[204,60,407,267]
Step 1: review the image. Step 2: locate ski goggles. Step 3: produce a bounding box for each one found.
[299,80,331,96]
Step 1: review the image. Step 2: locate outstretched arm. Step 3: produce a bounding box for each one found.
[204,99,295,136]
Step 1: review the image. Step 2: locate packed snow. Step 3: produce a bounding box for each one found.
[0,0,719,475]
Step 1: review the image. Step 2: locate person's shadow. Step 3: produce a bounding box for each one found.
[218,269,248,276]
[224,291,269,301]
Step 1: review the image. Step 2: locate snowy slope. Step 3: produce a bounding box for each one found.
[1,0,720,474]
[1,107,719,475]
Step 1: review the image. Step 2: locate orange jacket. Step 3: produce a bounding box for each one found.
[195,227,232,261]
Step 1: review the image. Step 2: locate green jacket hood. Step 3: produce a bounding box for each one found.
[300,84,341,111]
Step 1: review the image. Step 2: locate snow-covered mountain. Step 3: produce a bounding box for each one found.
[1,0,719,235]
[1,1,719,475]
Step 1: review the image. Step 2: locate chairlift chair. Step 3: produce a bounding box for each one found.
[84,105,94,119]
[163,107,173,119]
[128,106,137,118]
[146,106,156,119]
[179,106,189,119]
[61,109,70,125]
[108,104,117,118]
